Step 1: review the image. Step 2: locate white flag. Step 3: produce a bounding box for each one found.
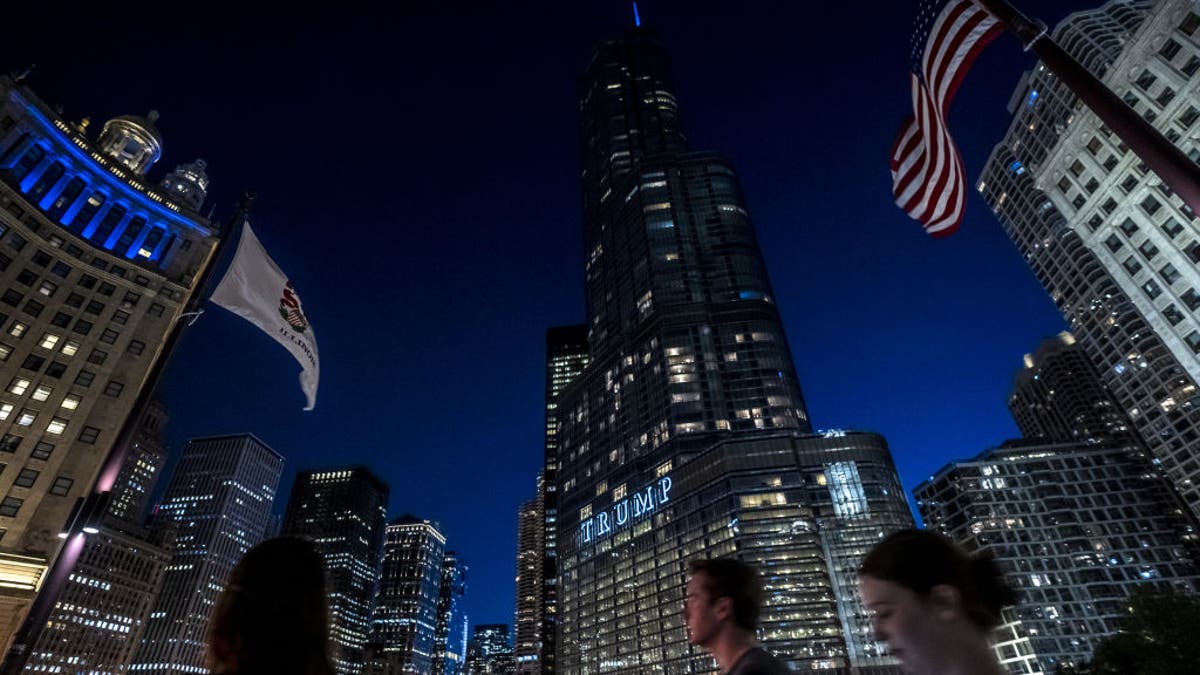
[210,221,319,410]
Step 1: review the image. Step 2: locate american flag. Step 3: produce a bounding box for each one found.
[890,0,1003,236]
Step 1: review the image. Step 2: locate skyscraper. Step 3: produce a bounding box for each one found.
[433,551,468,675]
[368,515,446,675]
[22,402,173,674]
[0,77,218,648]
[513,483,541,674]
[979,0,1200,519]
[130,434,284,674]
[555,25,912,673]
[282,467,389,675]
[917,438,1200,672]
[540,324,587,674]
[464,624,513,675]
[1009,332,1134,443]
[109,399,170,523]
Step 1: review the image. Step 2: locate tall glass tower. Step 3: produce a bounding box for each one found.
[368,515,446,675]
[433,551,468,675]
[556,26,911,674]
[540,325,588,674]
[282,467,389,675]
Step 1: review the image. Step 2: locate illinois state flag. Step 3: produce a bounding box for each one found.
[210,221,320,410]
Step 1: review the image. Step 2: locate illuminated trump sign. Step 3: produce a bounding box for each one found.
[579,476,672,544]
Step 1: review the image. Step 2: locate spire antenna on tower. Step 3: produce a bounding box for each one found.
[633,1,641,27]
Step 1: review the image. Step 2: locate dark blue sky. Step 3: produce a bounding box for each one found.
[6,0,1099,632]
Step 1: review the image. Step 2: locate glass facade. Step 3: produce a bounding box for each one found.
[433,551,468,675]
[555,26,911,675]
[282,467,390,675]
[369,516,446,675]
[540,325,589,674]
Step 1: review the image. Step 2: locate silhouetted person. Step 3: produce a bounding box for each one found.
[207,537,334,675]
[859,529,1016,675]
[683,558,789,675]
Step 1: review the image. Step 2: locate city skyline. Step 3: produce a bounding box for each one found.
[2,0,1104,630]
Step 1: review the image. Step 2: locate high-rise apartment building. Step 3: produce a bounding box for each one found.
[282,467,389,675]
[514,483,542,674]
[23,402,173,674]
[130,434,284,674]
[368,515,446,675]
[1009,332,1134,443]
[433,551,468,675]
[465,624,513,675]
[917,439,1200,672]
[0,77,218,647]
[540,324,587,674]
[555,26,912,673]
[979,0,1200,519]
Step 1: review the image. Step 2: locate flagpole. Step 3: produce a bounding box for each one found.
[974,0,1200,217]
[0,192,256,675]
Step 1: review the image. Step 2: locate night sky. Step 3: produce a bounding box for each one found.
[6,0,1102,633]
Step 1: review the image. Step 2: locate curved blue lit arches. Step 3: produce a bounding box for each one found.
[0,95,210,268]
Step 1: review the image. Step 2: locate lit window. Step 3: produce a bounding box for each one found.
[8,323,27,338]
[45,418,67,436]
[0,404,12,421]
[39,333,59,350]
[37,281,56,297]
[15,410,35,426]
[8,379,30,395]
[60,395,80,411]
[60,341,79,357]
[31,386,51,402]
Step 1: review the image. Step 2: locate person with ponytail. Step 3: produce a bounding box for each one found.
[858,529,1016,675]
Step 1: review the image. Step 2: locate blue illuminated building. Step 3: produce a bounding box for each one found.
[368,515,447,675]
[0,76,218,649]
[434,551,469,675]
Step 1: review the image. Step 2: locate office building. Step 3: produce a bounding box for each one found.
[433,551,468,675]
[130,434,284,674]
[107,399,169,523]
[368,515,446,675]
[979,0,1200,518]
[917,439,1200,671]
[1009,333,1134,443]
[22,402,173,674]
[514,483,541,674]
[0,77,219,648]
[465,624,513,675]
[539,324,588,674]
[282,467,389,675]
[554,24,912,674]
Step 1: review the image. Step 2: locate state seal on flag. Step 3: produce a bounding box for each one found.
[279,281,309,333]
